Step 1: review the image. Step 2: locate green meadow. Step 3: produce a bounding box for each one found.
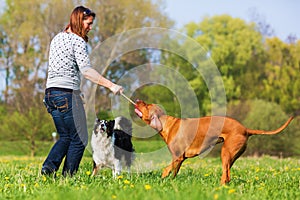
[1,141,299,200]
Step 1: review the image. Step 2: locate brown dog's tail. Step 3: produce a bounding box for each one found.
[247,116,294,136]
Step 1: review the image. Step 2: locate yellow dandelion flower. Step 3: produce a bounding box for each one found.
[255,177,259,181]
[214,194,219,199]
[222,185,229,189]
[42,176,47,182]
[144,184,152,190]
[214,186,221,191]
[86,171,91,176]
[117,175,123,179]
[130,184,134,188]
[228,189,235,194]
[204,174,209,177]
[21,184,26,192]
[112,195,117,199]
[123,180,130,184]
[34,183,39,187]
[4,176,9,181]
[285,167,289,171]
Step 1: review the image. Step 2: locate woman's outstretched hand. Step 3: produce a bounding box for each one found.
[110,84,123,95]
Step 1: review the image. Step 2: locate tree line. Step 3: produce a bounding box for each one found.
[0,0,299,157]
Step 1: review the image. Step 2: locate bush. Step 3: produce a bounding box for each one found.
[241,99,298,157]
[0,104,54,156]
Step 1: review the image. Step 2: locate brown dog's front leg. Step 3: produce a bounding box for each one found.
[171,156,185,178]
[162,157,185,178]
[162,164,173,178]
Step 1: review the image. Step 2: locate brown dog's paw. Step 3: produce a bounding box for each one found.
[161,167,172,178]
[161,173,169,178]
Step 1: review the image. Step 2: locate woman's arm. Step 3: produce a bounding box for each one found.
[82,68,123,94]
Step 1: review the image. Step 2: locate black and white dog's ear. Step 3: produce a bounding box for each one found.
[106,120,115,137]
[94,118,100,134]
[108,120,115,128]
[94,118,101,126]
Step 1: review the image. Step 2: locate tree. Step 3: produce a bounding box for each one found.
[0,0,174,155]
[84,0,174,114]
[261,37,300,113]
[0,28,11,103]
[154,15,265,115]
[157,15,299,156]
[0,0,77,106]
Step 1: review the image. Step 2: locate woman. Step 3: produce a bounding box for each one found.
[41,6,123,176]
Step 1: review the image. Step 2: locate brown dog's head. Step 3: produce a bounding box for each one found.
[134,100,165,131]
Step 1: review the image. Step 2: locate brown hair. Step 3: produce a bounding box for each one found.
[65,6,96,42]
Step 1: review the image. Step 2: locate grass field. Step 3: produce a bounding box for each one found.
[1,141,300,200]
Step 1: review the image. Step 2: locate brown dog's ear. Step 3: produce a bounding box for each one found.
[151,104,165,117]
[149,104,164,132]
[150,114,162,132]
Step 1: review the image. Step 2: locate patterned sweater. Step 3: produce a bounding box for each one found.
[46,32,91,90]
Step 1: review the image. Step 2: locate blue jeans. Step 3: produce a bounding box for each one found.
[42,88,88,176]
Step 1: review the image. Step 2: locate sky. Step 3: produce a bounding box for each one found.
[163,0,300,40]
[0,0,299,94]
[0,0,298,40]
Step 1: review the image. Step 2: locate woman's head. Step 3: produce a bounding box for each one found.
[66,6,96,42]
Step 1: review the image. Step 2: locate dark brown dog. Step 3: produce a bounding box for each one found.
[134,100,294,184]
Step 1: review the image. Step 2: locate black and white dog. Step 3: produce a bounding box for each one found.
[91,116,134,178]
